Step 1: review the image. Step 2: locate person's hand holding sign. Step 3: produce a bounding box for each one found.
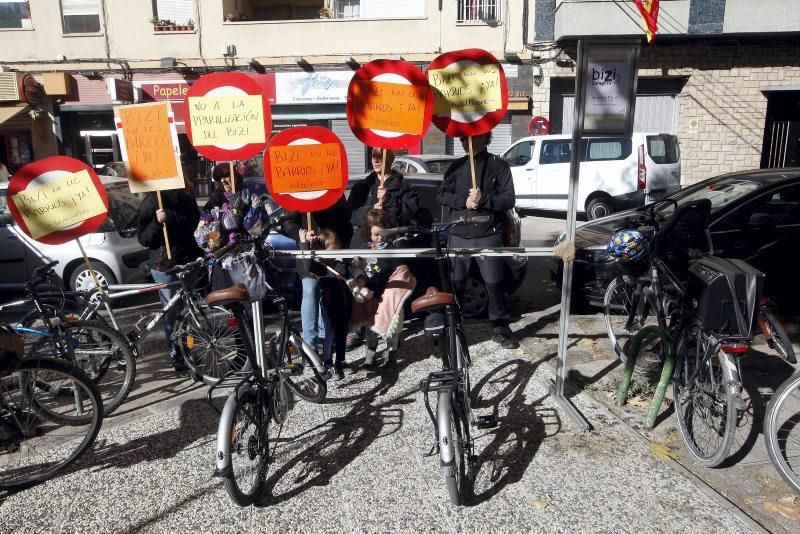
[466,188,482,210]
[156,209,167,224]
[374,185,387,209]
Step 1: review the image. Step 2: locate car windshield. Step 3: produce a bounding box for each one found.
[103,183,142,237]
[655,177,762,215]
[425,160,454,174]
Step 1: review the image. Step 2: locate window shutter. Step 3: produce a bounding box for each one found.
[61,0,99,16]
[155,0,193,24]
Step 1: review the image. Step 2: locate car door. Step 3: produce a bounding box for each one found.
[0,190,29,291]
[536,139,574,210]
[501,139,536,209]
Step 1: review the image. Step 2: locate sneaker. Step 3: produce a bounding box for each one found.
[340,363,355,376]
[491,328,520,350]
[171,357,187,373]
[325,368,344,381]
[346,332,362,352]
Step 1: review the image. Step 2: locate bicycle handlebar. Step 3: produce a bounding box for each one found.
[162,256,206,276]
[380,214,491,238]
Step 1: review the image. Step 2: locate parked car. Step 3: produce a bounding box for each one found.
[501,133,681,219]
[392,155,459,175]
[0,176,151,294]
[98,161,128,178]
[550,168,800,310]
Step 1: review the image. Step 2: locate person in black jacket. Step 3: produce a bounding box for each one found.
[346,148,421,235]
[137,184,204,371]
[437,131,519,349]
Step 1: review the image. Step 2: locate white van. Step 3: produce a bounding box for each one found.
[500,133,681,219]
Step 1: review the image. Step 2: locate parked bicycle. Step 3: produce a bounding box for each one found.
[764,368,800,494]
[0,324,103,489]
[5,262,135,415]
[382,214,497,505]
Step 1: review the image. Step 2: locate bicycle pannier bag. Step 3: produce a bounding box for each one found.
[686,256,764,338]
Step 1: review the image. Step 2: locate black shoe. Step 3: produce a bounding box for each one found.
[386,350,398,368]
[171,357,187,372]
[491,329,519,350]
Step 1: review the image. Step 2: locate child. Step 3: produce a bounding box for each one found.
[299,228,354,381]
[352,209,416,367]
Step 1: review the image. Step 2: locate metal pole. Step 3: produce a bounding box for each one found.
[251,300,266,379]
[548,39,591,433]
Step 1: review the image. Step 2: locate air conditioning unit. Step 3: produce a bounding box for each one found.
[0,72,21,101]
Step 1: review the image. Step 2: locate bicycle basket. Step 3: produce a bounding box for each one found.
[0,324,24,377]
[687,256,764,338]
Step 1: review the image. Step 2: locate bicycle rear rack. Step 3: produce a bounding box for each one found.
[206,369,254,414]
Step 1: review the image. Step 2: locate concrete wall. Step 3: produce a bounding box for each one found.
[724,0,800,34]
[554,0,691,41]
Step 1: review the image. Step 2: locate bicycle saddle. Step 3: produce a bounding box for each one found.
[411,287,455,313]
[206,283,250,306]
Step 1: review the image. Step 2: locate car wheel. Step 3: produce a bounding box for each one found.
[462,275,488,318]
[69,262,116,292]
[586,197,614,220]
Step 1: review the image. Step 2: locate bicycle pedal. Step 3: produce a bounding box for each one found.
[473,415,497,429]
[282,362,304,376]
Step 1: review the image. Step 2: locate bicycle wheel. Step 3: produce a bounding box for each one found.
[438,390,467,505]
[25,321,135,416]
[603,277,663,375]
[764,372,800,493]
[177,303,248,386]
[673,326,739,467]
[284,337,326,404]
[0,357,103,489]
[223,387,270,506]
[760,309,796,364]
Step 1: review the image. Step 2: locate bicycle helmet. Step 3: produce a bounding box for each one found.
[607,229,648,262]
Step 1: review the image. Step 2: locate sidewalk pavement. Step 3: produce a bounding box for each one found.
[0,310,765,533]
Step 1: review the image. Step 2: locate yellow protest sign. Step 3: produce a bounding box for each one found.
[268,143,342,193]
[115,102,185,193]
[188,95,266,146]
[428,62,503,116]
[12,170,107,240]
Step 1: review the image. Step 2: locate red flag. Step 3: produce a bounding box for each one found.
[633,0,659,44]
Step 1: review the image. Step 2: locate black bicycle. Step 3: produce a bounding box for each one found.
[383,214,497,505]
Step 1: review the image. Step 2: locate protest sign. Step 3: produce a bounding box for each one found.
[346,60,433,150]
[184,72,272,161]
[426,48,508,137]
[114,102,184,194]
[264,127,348,220]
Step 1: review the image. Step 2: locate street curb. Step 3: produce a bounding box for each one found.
[534,354,769,534]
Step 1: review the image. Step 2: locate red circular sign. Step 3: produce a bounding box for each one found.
[528,116,551,136]
[263,127,348,213]
[7,156,109,245]
[183,72,272,161]
[20,74,42,104]
[426,48,508,137]
[346,59,434,150]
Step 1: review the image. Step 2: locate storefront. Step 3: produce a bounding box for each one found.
[0,72,46,172]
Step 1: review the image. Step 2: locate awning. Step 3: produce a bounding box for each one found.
[0,103,30,126]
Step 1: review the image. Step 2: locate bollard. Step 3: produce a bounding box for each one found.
[616,325,675,430]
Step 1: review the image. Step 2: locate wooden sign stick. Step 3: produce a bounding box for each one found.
[229,161,236,194]
[306,212,313,233]
[468,136,478,190]
[75,239,105,295]
[156,190,173,260]
[380,148,387,186]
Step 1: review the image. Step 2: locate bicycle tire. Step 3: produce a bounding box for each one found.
[284,337,327,404]
[439,390,467,505]
[764,371,800,493]
[761,309,796,364]
[25,320,135,416]
[603,276,664,376]
[673,326,739,467]
[177,303,248,386]
[223,387,270,506]
[0,357,103,489]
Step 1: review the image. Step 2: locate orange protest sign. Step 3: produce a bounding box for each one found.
[115,102,184,193]
[268,143,342,194]
[350,80,427,135]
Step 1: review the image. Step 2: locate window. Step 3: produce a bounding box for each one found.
[335,0,360,19]
[586,139,631,162]
[647,134,680,164]
[0,1,31,29]
[539,140,572,165]
[151,0,193,25]
[503,141,535,167]
[60,0,100,33]
[711,185,800,232]
[457,0,499,23]
[426,160,455,174]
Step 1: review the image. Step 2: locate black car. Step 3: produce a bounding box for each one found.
[550,168,800,309]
